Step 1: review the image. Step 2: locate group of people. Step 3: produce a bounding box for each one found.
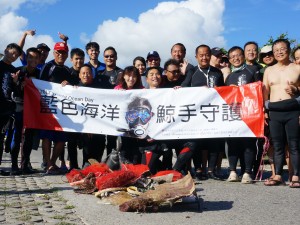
[1,29,300,188]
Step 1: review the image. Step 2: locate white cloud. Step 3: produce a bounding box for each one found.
[0,0,58,14]
[0,12,56,62]
[90,0,225,67]
[0,0,26,14]
[0,0,60,64]
[0,0,60,52]
[1,0,225,68]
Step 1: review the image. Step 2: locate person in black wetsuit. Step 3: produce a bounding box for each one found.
[225,46,261,184]
[181,44,225,180]
[263,39,300,187]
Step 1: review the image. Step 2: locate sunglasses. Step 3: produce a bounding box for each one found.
[125,108,151,124]
[148,58,159,62]
[261,52,273,58]
[104,55,115,59]
[167,70,180,75]
[220,57,229,63]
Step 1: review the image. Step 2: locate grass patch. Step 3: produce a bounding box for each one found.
[64,205,75,209]
[52,215,67,220]
[56,222,76,225]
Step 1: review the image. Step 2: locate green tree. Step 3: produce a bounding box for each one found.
[265,32,298,49]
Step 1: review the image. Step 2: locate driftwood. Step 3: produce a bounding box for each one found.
[119,172,196,212]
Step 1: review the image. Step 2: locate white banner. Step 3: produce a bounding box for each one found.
[24,79,264,139]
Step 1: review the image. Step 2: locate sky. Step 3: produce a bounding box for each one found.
[1,0,300,67]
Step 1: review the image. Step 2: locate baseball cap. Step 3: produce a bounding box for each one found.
[36,43,50,52]
[54,42,69,52]
[211,47,223,56]
[147,51,160,59]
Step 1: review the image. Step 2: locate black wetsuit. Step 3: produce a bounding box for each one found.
[181,65,225,174]
[0,60,19,164]
[225,65,260,174]
[268,99,300,176]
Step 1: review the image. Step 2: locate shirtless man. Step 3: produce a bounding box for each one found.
[263,39,300,187]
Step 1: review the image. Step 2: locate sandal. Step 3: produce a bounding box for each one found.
[289,181,300,188]
[264,178,286,186]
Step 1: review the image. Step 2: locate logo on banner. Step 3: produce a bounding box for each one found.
[118,97,154,139]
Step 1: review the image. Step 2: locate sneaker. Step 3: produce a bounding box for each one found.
[22,167,38,175]
[241,173,253,184]
[0,169,10,176]
[227,171,239,182]
[10,168,22,176]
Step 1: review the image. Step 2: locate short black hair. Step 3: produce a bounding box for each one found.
[244,41,258,50]
[145,66,162,77]
[80,64,93,72]
[171,43,186,53]
[272,38,291,53]
[104,46,117,57]
[70,48,85,58]
[228,46,244,57]
[6,43,22,56]
[164,58,180,70]
[26,47,41,58]
[195,44,211,55]
[133,56,146,67]
[85,42,99,52]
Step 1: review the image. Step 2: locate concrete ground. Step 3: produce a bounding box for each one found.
[0,146,299,225]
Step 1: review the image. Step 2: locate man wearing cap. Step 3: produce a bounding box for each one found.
[146,51,161,68]
[18,30,68,70]
[210,47,231,78]
[145,51,164,88]
[40,42,73,174]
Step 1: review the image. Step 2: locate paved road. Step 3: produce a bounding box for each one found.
[0,148,299,225]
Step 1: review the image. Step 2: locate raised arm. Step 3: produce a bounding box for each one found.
[18,30,36,61]
[58,32,69,43]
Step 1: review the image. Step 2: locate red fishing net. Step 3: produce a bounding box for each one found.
[96,170,140,190]
[152,170,183,181]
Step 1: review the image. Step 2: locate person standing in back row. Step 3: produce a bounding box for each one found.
[181,44,225,181]
[96,46,123,157]
[40,42,72,175]
[225,46,261,184]
[85,42,106,78]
